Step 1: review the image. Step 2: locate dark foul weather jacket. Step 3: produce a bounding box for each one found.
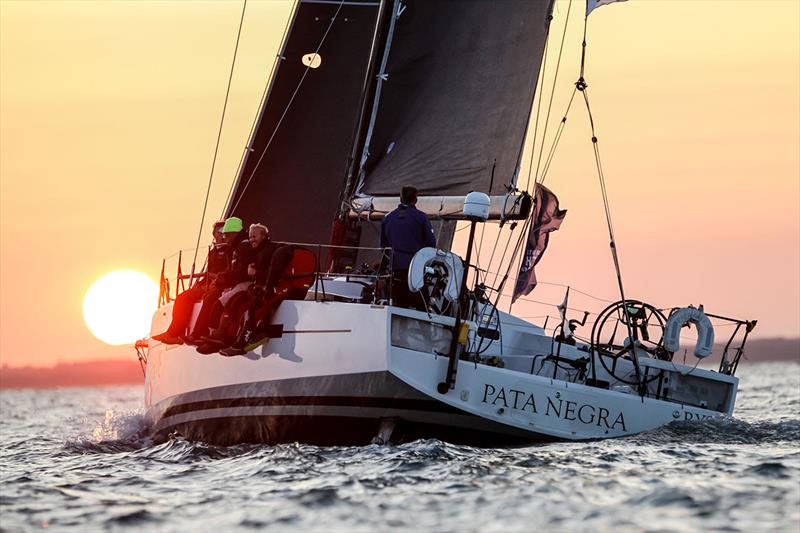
[207,242,230,279]
[217,232,253,288]
[380,203,436,271]
[251,239,279,287]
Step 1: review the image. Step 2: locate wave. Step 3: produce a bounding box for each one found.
[64,409,154,454]
[632,417,800,445]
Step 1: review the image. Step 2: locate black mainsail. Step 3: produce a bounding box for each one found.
[353,0,555,200]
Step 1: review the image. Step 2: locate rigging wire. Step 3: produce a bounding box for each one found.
[229,0,347,215]
[522,36,550,194]
[496,0,572,311]
[190,0,248,274]
[220,0,297,218]
[539,87,577,184]
[574,15,642,390]
[532,0,573,189]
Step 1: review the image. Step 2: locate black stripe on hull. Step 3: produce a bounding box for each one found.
[162,395,462,419]
[156,414,545,447]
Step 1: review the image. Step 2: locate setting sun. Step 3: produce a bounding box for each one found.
[82,270,158,345]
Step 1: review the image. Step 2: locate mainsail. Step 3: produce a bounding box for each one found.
[226,0,381,246]
[352,0,555,200]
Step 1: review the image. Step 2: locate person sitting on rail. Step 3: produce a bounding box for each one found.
[218,244,315,357]
[183,216,251,345]
[152,220,228,345]
[380,185,436,309]
[195,222,277,354]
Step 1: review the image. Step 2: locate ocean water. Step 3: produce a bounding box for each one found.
[1,363,798,532]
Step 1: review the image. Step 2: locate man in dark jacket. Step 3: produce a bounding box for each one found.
[185,216,251,343]
[152,220,227,344]
[380,186,436,308]
[219,243,298,356]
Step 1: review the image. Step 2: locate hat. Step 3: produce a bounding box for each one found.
[222,216,243,233]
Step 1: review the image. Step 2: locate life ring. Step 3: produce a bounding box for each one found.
[663,305,715,358]
[407,247,464,302]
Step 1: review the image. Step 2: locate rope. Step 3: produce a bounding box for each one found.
[229,0,346,215]
[221,0,297,218]
[575,14,641,390]
[191,0,248,272]
[532,0,573,189]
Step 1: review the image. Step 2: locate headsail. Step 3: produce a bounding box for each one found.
[352,0,555,201]
[225,0,381,246]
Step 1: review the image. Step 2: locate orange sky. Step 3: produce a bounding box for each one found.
[1,0,798,368]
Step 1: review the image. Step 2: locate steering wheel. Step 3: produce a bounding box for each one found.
[590,299,668,385]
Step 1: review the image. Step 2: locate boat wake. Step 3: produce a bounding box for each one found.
[64,409,154,454]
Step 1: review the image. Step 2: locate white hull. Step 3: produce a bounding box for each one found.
[144,300,738,445]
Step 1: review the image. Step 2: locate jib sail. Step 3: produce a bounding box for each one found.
[225,0,381,246]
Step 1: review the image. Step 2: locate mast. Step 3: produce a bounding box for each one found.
[338,0,393,217]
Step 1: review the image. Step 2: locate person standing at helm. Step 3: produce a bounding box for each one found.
[380,186,436,308]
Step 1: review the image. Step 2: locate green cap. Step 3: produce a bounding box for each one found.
[222,216,243,233]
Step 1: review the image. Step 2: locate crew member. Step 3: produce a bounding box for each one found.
[197,223,277,353]
[219,243,299,356]
[380,185,436,308]
[185,216,250,343]
[152,220,227,345]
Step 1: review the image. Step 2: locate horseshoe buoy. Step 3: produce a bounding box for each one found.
[407,247,464,302]
[663,305,715,358]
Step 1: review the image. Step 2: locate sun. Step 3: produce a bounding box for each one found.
[83,270,159,345]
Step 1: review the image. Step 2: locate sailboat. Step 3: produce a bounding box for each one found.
[138,0,756,445]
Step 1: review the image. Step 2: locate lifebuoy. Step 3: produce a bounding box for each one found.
[663,305,715,358]
[407,247,464,302]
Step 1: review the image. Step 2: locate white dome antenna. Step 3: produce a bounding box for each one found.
[463,191,490,221]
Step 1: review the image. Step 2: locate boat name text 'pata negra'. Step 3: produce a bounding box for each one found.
[481,384,627,431]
